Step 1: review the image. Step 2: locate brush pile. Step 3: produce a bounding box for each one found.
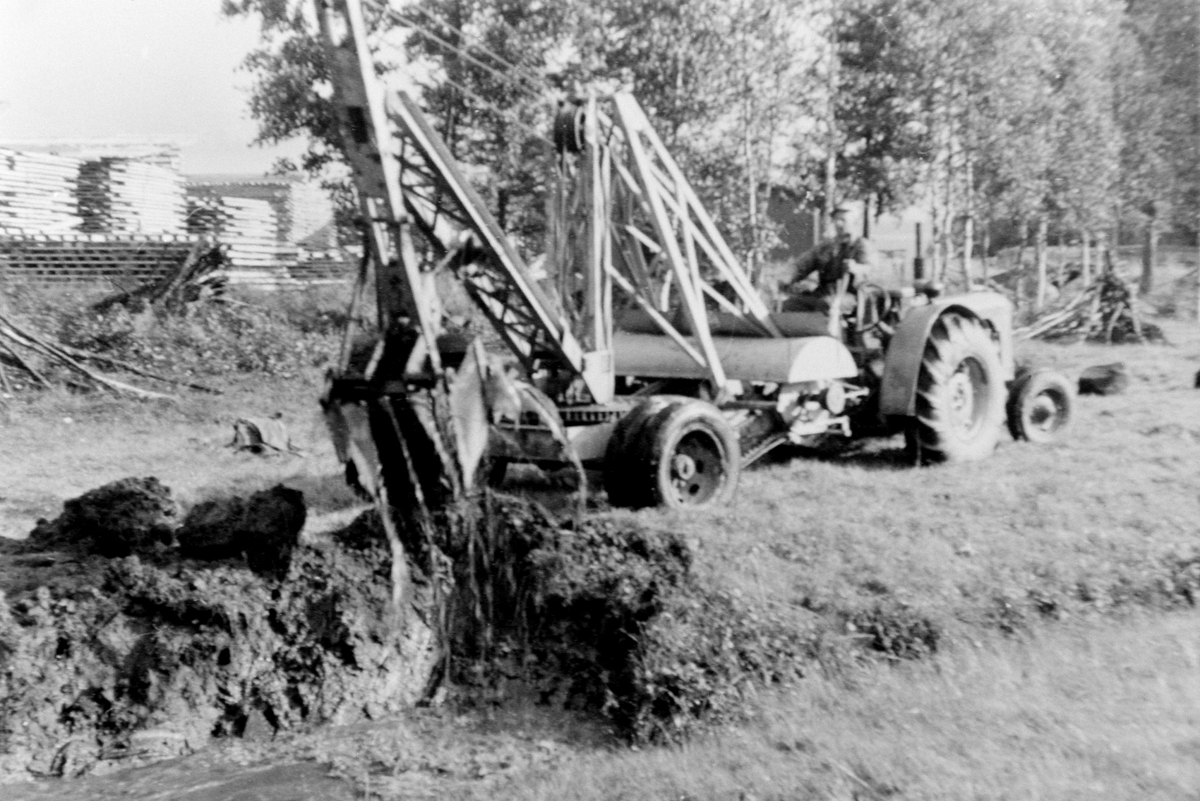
[1015,269,1162,343]
[90,238,229,313]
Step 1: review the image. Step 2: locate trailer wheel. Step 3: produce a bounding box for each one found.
[1006,369,1074,443]
[908,313,1005,463]
[603,396,683,508]
[629,399,740,509]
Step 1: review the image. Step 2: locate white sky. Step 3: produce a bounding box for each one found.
[0,0,305,175]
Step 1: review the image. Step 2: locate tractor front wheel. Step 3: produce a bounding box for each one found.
[908,313,1005,463]
[1006,369,1074,443]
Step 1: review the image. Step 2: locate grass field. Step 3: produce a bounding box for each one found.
[2,285,1199,799]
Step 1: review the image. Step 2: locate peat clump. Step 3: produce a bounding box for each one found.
[177,486,306,578]
[27,476,178,557]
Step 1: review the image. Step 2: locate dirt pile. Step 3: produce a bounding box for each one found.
[0,479,437,782]
[447,497,818,743]
[0,478,855,781]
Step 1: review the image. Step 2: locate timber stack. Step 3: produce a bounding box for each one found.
[0,149,82,234]
[0,147,345,287]
[76,158,187,234]
[184,191,295,276]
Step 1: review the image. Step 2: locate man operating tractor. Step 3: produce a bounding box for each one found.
[782,201,874,316]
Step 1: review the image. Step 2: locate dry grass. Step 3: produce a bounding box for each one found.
[478,611,1200,801]
[0,373,359,539]
[642,316,1200,641]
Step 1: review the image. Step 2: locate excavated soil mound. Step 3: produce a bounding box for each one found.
[0,480,437,782]
[1,478,838,782]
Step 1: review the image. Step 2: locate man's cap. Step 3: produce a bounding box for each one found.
[831,201,853,216]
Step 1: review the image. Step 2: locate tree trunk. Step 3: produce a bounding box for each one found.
[822,1,838,241]
[1014,217,1028,310]
[930,197,942,281]
[962,214,974,288]
[1081,230,1091,286]
[1055,233,1065,290]
[744,98,758,284]
[1035,215,1048,312]
[981,219,991,285]
[1140,214,1156,296]
[962,145,974,287]
[940,185,954,286]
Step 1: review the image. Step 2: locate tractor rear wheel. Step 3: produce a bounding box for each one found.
[1006,369,1074,443]
[607,398,740,509]
[908,313,1005,463]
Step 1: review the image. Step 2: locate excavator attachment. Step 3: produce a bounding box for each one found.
[315,0,570,611]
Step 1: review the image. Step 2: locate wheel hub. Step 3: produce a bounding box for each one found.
[948,368,976,429]
[1029,395,1059,430]
[671,453,698,481]
[667,431,726,504]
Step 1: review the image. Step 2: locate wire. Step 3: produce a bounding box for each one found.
[434,74,554,147]
[381,8,547,102]
[394,4,549,94]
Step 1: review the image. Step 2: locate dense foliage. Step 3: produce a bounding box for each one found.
[225,0,1199,292]
[56,297,341,378]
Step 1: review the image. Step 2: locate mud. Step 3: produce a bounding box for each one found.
[1,476,821,783]
[0,479,437,783]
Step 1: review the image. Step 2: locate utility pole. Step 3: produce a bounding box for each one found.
[1195,3,1200,322]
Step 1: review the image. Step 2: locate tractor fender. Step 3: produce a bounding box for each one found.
[878,292,1015,418]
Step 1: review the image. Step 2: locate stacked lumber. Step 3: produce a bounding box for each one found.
[77,158,187,234]
[184,176,335,247]
[1015,270,1162,343]
[222,197,285,266]
[184,193,296,274]
[0,234,199,284]
[287,181,336,247]
[0,141,182,171]
[0,149,83,234]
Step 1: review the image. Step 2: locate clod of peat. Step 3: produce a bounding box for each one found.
[177,485,306,578]
[27,476,178,557]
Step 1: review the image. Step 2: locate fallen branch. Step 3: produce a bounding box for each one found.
[54,345,222,395]
[0,335,54,390]
[0,313,175,400]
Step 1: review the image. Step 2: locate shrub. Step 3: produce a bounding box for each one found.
[58,300,339,378]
